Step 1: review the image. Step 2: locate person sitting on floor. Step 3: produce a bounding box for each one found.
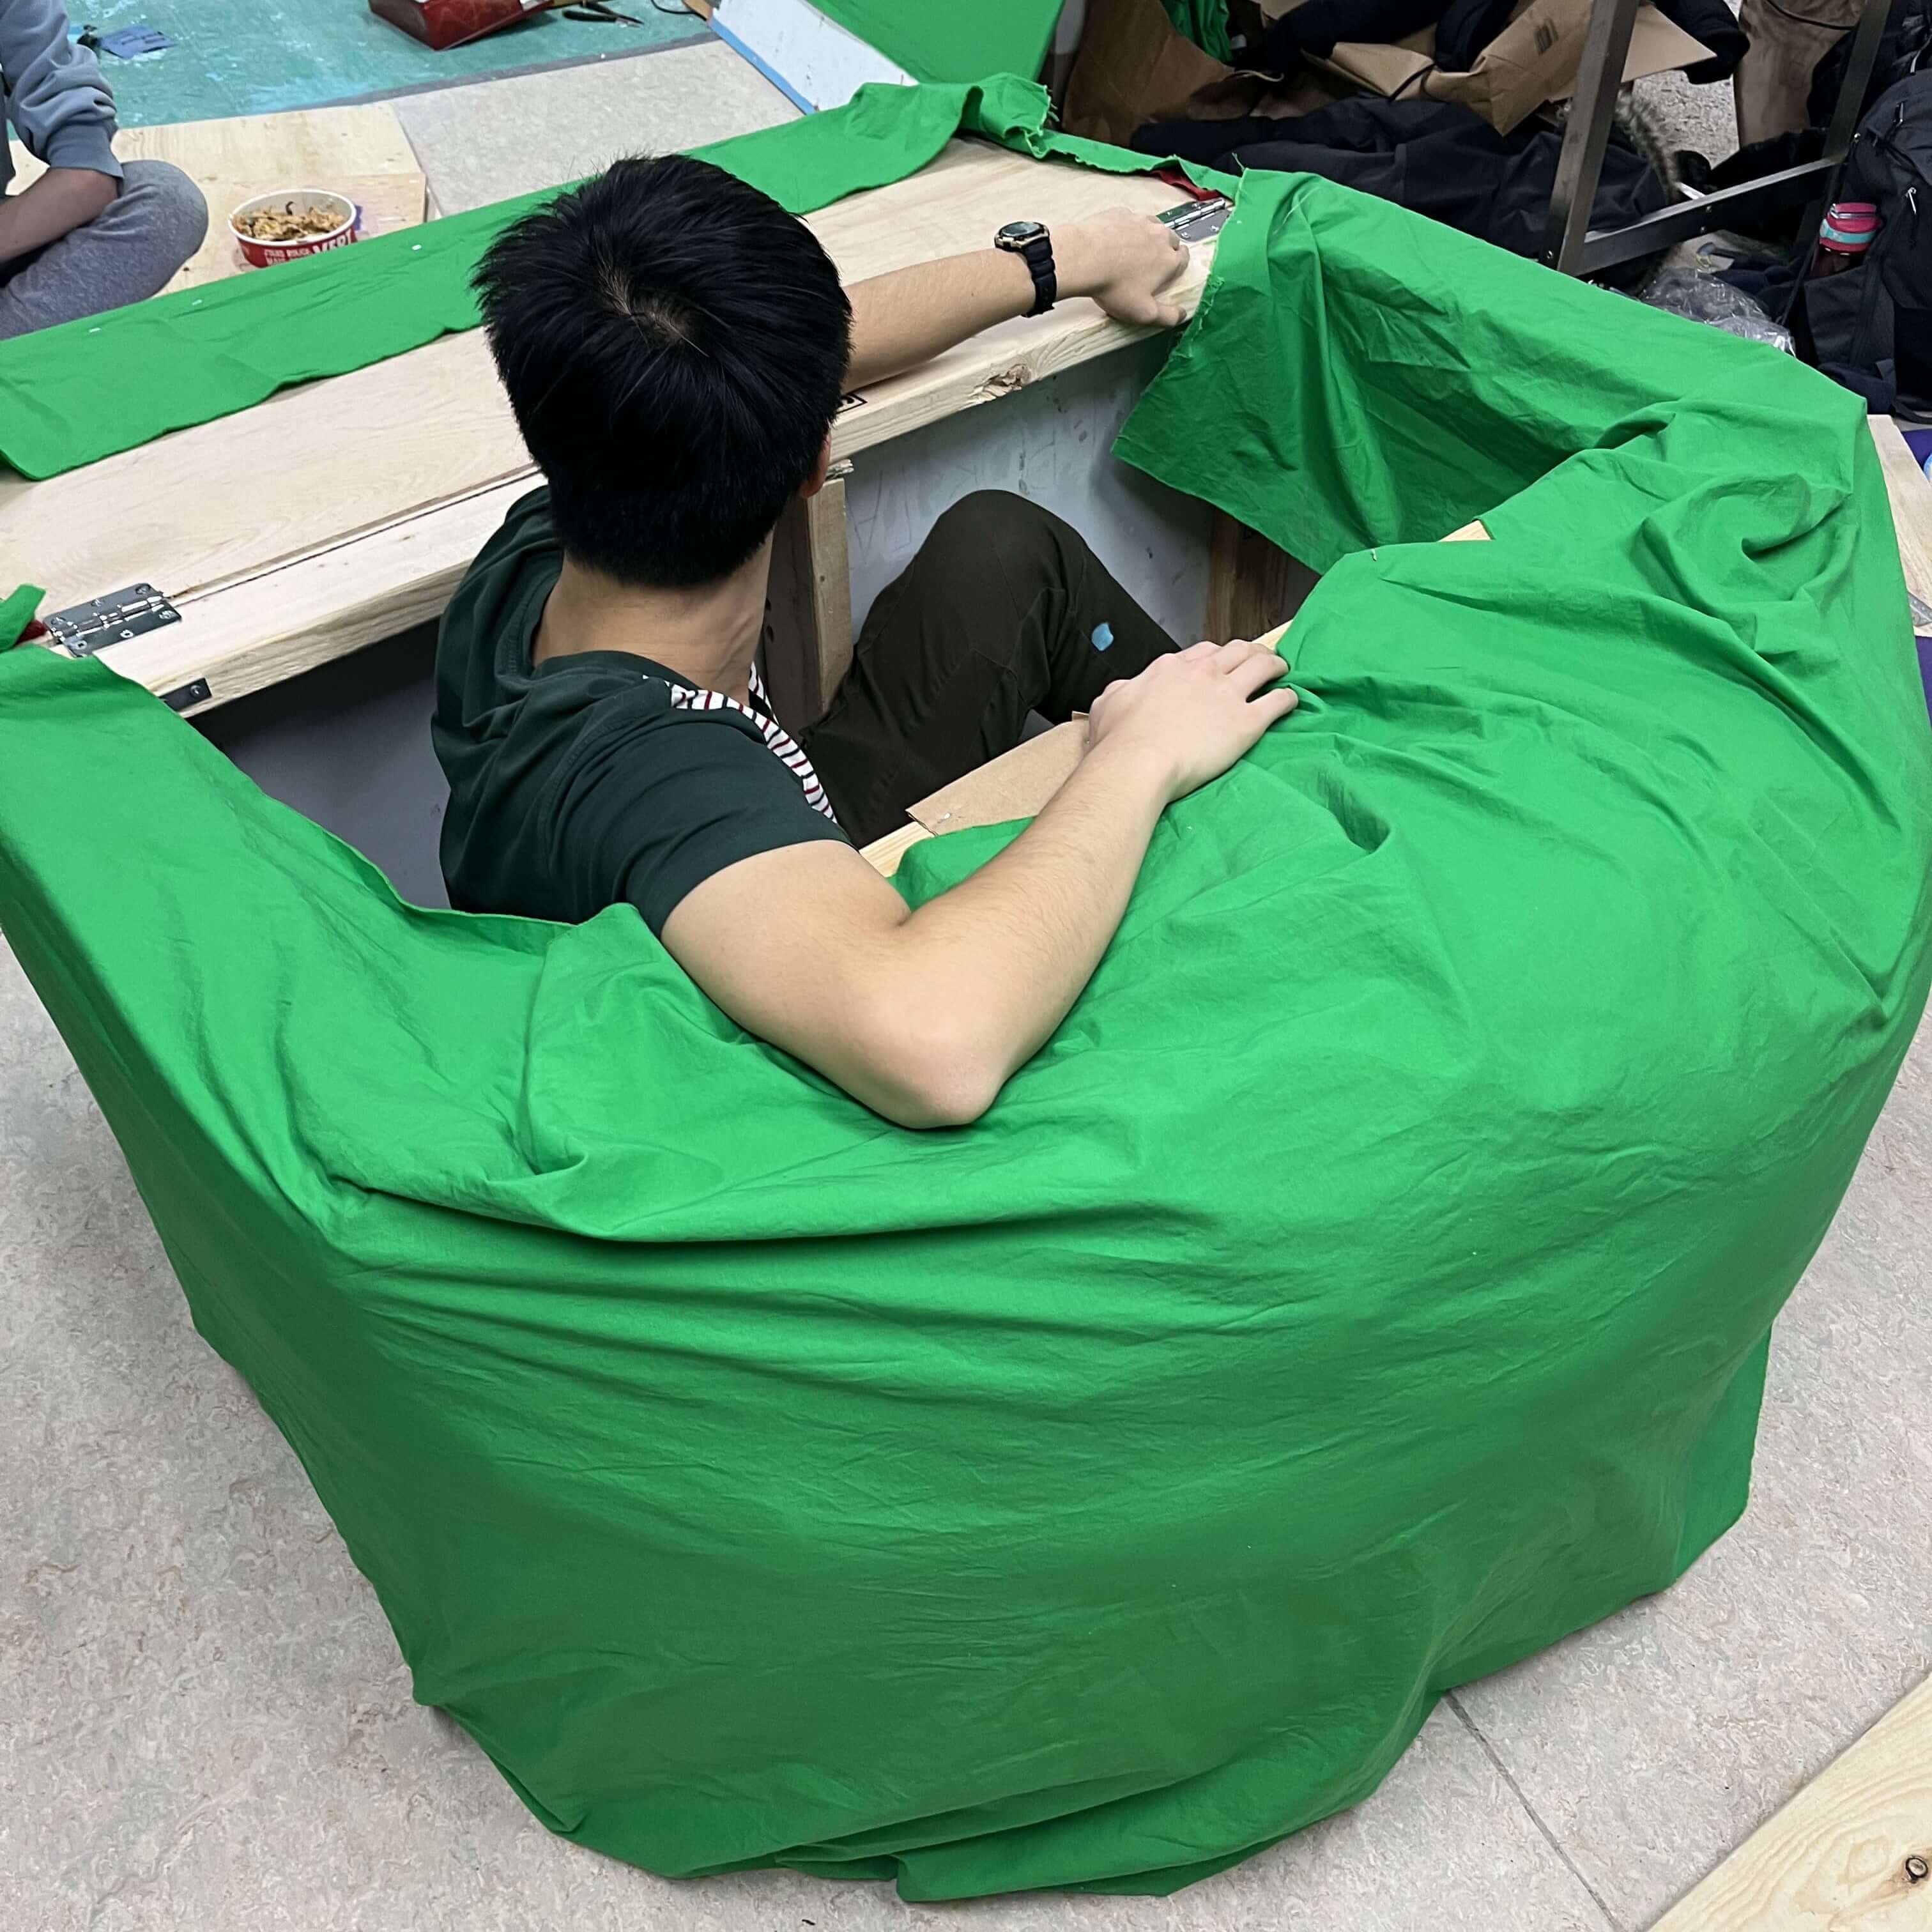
[434,155,1297,1130]
[0,0,206,339]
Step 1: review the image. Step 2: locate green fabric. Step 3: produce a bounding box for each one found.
[1161,0,1235,63]
[1,585,45,648]
[433,487,848,937]
[0,75,1220,482]
[811,1,1062,84]
[1,171,1928,1901]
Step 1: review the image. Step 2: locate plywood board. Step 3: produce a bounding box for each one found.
[1652,1673,1932,1931]
[8,103,424,294]
[86,477,538,716]
[3,139,1202,627]
[1871,416,1932,619]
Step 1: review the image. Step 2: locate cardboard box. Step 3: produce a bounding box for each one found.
[1066,0,1343,148]
[1315,4,1713,134]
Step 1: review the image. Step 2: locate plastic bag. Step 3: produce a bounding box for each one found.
[1641,269,1794,351]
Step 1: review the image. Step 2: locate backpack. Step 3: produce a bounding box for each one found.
[1793,70,1932,413]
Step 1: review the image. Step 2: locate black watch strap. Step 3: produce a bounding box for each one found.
[995,223,1057,318]
[1016,236,1056,318]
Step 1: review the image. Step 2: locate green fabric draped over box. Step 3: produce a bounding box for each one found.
[811,0,1066,84]
[1,165,1928,1899]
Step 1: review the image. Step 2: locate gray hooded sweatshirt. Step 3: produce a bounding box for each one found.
[1,0,122,195]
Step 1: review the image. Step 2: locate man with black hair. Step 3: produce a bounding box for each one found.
[435,153,1296,1130]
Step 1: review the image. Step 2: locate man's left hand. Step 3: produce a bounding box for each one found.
[1055,208,1190,328]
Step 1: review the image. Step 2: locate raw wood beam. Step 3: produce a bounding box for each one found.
[762,466,854,735]
[1651,1673,1932,1930]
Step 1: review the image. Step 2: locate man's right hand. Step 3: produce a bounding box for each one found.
[663,639,1297,1131]
[1055,208,1192,328]
[1087,639,1299,804]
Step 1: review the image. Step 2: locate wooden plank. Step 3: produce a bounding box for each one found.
[0,327,526,610]
[3,139,1204,624]
[806,476,857,706]
[762,468,854,733]
[8,104,424,295]
[86,478,535,716]
[860,820,932,878]
[1871,415,1932,618]
[1652,1673,1932,1931]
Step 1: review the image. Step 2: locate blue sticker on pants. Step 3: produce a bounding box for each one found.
[1091,622,1114,651]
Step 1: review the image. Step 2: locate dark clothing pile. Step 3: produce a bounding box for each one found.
[1133,96,1670,283]
[1705,4,1932,417]
[1261,0,1748,83]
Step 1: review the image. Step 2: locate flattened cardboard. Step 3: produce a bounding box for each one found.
[1064,0,1344,148]
[1066,0,1710,143]
[1317,6,1713,135]
[908,722,1088,834]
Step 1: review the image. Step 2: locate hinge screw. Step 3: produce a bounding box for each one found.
[1905,1855,1929,1885]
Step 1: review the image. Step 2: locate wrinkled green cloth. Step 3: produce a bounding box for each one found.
[0,76,1220,482]
[1,584,44,648]
[1162,0,1235,62]
[812,1,1064,83]
[0,169,1927,1901]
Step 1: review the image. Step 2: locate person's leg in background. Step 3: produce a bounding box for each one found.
[804,489,1179,845]
[0,160,207,341]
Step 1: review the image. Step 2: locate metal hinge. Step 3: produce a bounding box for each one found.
[39,583,181,657]
[1160,195,1234,245]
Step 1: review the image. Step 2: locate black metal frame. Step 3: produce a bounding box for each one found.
[1541,0,1895,280]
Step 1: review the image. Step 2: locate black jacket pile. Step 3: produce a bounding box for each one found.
[1133,96,1671,283]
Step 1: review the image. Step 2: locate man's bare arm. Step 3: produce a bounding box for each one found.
[0,168,118,268]
[661,641,1296,1129]
[843,207,1191,390]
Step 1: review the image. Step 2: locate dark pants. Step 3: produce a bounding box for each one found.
[804,491,1177,847]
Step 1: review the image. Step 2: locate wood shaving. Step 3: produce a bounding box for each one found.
[235,201,346,243]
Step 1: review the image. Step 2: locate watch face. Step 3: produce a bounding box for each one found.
[997,221,1046,247]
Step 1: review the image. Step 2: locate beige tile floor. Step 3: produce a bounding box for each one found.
[6,32,1930,1932]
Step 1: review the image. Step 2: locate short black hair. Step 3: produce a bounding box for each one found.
[473,154,852,589]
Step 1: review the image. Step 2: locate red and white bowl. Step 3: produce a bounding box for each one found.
[229,188,360,268]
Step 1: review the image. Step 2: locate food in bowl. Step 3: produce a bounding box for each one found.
[234,202,347,243]
[229,189,360,268]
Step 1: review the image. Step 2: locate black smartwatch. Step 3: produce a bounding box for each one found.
[995,220,1056,318]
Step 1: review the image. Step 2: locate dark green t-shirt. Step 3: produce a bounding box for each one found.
[433,488,850,935]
